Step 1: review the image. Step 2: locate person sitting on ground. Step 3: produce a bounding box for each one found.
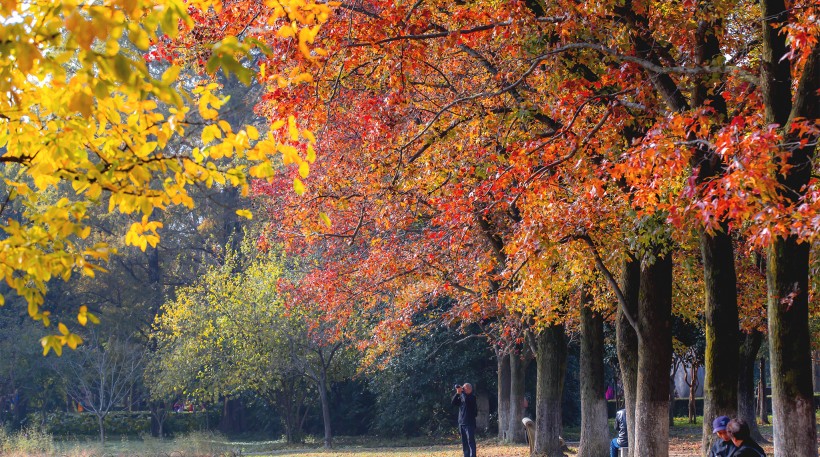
[610,408,627,457]
[709,415,736,457]
[726,419,765,457]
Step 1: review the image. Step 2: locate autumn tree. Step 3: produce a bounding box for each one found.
[0,0,327,353]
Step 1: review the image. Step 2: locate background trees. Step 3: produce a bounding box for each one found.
[0,0,818,455]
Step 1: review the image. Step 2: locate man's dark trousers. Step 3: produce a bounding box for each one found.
[460,424,476,457]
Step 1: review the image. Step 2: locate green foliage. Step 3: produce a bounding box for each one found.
[26,411,220,437]
[147,234,291,401]
[367,325,495,437]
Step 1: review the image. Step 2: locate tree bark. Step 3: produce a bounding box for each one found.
[98,414,106,445]
[318,373,333,449]
[759,0,820,448]
[508,346,531,444]
[633,253,673,457]
[758,357,769,425]
[688,363,698,424]
[738,330,765,443]
[700,229,740,456]
[617,257,639,457]
[578,304,609,457]
[497,351,511,441]
[533,325,567,457]
[767,237,816,456]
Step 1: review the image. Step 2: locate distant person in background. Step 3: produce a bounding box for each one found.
[605,385,615,401]
[726,419,766,457]
[451,383,477,457]
[709,416,735,457]
[610,408,627,457]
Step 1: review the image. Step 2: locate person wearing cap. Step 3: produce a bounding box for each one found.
[709,415,736,457]
[726,419,766,457]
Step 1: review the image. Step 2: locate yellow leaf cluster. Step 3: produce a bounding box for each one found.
[0,0,328,353]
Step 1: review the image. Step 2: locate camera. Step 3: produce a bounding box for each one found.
[454,384,461,389]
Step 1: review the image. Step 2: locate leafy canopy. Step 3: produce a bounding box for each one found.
[0,0,330,354]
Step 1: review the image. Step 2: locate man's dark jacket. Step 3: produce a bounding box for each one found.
[728,440,765,457]
[709,439,736,457]
[451,392,477,427]
[614,409,628,447]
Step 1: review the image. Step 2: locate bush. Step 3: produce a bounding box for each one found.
[26,411,220,438]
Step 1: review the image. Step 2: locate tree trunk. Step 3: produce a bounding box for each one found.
[633,253,673,457]
[688,363,698,424]
[318,374,333,449]
[758,357,769,425]
[738,331,766,442]
[767,237,816,457]
[497,351,511,442]
[533,325,567,457]
[617,257,640,457]
[507,347,530,444]
[98,414,105,445]
[699,229,740,456]
[578,304,609,457]
[759,0,820,452]
[669,368,676,427]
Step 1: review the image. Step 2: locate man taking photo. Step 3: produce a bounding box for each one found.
[452,383,478,457]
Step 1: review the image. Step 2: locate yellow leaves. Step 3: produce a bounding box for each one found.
[15,42,41,73]
[246,125,260,141]
[288,115,300,141]
[297,25,321,58]
[1,0,325,353]
[236,209,254,220]
[69,90,94,118]
[298,161,310,178]
[319,211,331,228]
[77,305,100,326]
[201,124,223,144]
[194,83,227,120]
[125,216,164,251]
[41,336,63,356]
[0,0,16,15]
[294,177,307,195]
[41,324,83,355]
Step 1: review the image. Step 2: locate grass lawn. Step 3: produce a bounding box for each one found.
[27,419,818,457]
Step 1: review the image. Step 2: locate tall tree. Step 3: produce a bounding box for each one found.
[759,0,820,454]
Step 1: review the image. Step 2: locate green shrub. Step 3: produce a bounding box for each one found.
[26,411,219,438]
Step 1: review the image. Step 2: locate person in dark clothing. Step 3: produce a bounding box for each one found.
[451,383,478,457]
[726,419,766,457]
[709,415,736,457]
[610,408,627,457]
